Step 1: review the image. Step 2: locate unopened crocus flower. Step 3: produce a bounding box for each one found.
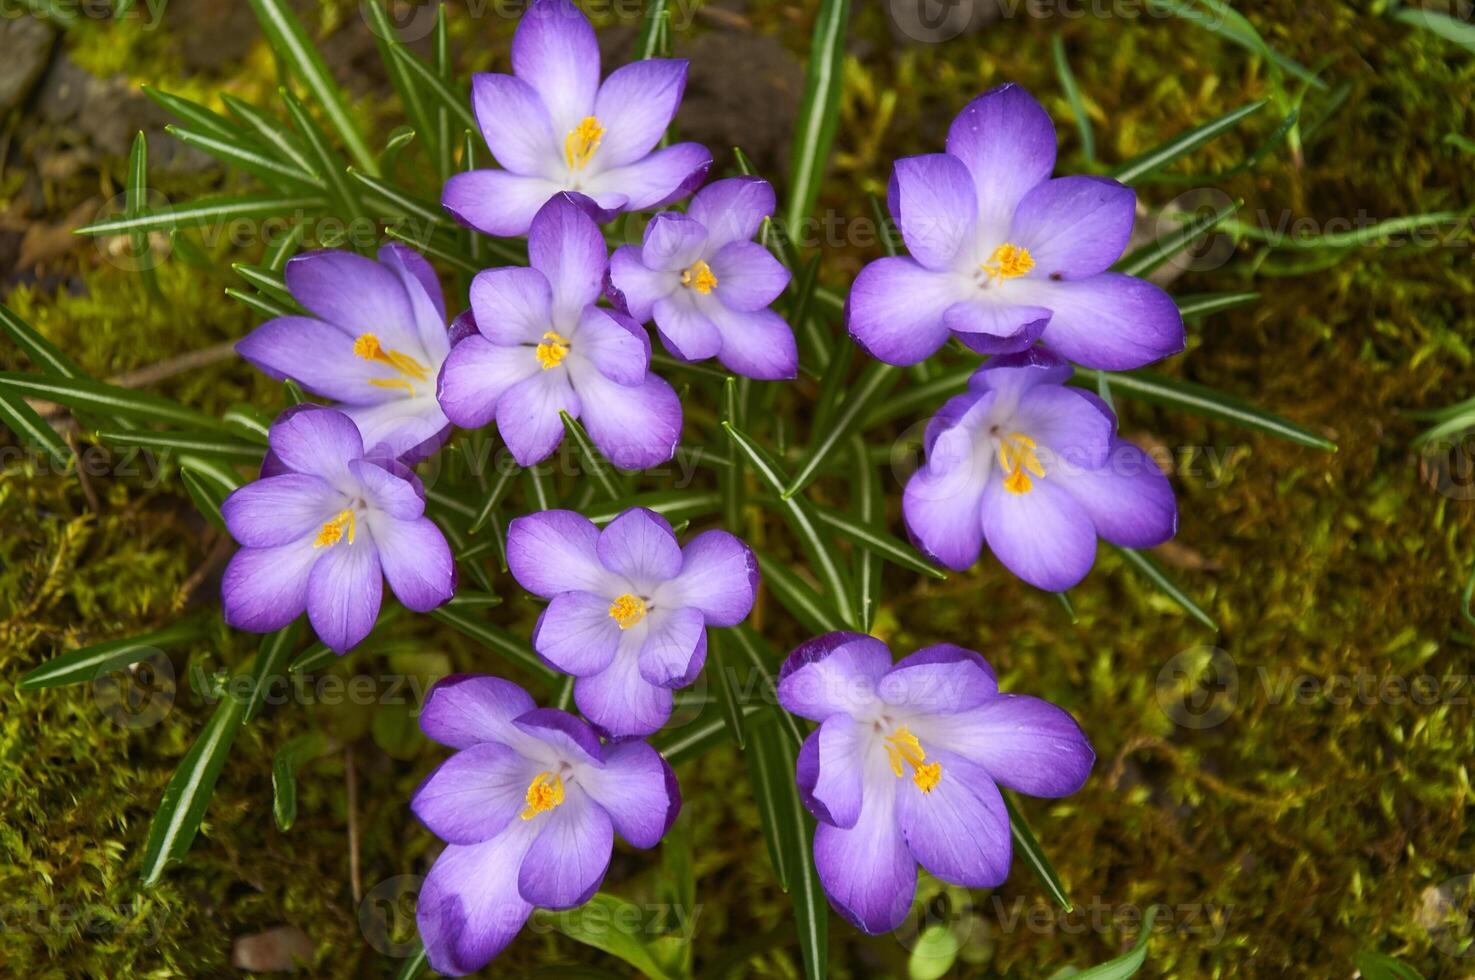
[236,244,452,463]
[442,0,710,237]
[437,193,682,468]
[847,83,1184,370]
[221,405,454,652]
[903,347,1176,591]
[777,632,1093,935]
[506,507,758,737]
[608,176,797,379]
[413,675,680,974]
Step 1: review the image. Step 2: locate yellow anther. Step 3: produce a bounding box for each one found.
[520,771,565,820]
[353,332,430,389]
[884,726,942,793]
[535,330,570,370]
[608,593,647,630]
[997,432,1045,495]
[980,243,1035,284]
[680,259,718,294]
[564,116,604,172]
[314,509,356,548]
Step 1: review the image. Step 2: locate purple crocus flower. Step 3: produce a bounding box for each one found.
[236,244,452,463]
[506,507,758,737]
[903,348,1176,591]
[776,632,1094,935]
[437,193,682,469]
[413,675,680,975]
[608,176,797,380]
[442,0,710,237]
[221,405,454,652]
[847,83,1184,370]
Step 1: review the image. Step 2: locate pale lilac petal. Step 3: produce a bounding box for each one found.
[419,674,538,750]
[583,142,711,212]
[577,740,680,848]
[283,250,417,351]
[943,300,1050,356]
[411,741,538,845]
[593,59,688,169]
[517,790,612,909]
[814,783,915,934]
[902,425,988,571]
[709,241,789,311]
[574,639,672,737]
[888,153,978,270]
[1014,384,1113,471]
[1012,273,1186,370]
[573,369,681,470]
[349,458,424,519]
[945,83,1057,243]
[306,539,382,652]
[471,73,560,174]
[268,406,364,486]
[776,632,891,722]
[608,245,676,322]
[652,292,722,362]
[1011,175,1135,277]
[661,529,758,627]
[436,336,541,429]
[640,212,708,272]
[879,644,998,714]
[221,539,317,634]
[687,176,774,249]
[846,257,963,366]
[528,194,609,323]
[342,397,449,462]
[514,708,605,766]
[575,306,649,386]
[469,267,554,345]
[369,515,454,612]
[596,506,682,583]
[444,169,563,238]
[969,346,1073,403]
[506,510,610,597]
[235,316,377,403]
[708,303,798,381]
[497,369,579,466]
[222,474,337,548]
[378,242,446,324]
[979,475,1097,591]
[417,826,538,976]
[916,694,1094,797]
[1055,438,1177,548]
[532,590,622,675]
[894,750,1011,887]
[511,0,599,131]
[795,714,865,828]
[637,606,705,687]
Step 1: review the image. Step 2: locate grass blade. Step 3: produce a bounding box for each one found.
[272,731,332,831]
[634,0,670,59]
[1396,7,1475,56]
[754,550,845,635]
[850,434,881,630]
[784,0,850,232]
[706,630,746,749]
[142,86,246,144]
[0,302,87,379]
[812,502,945,580]
[579,489,721,526]
[127,132,161,294]
[165,125,320,192]
[560,411,623,500]
[282,89,367,222]
[96,429,267,463]
[0,373,234,432]
[1111,544,1217,631]
[784,361,900,498]
[243,622,302,723]
[17,617,209,690]
[1071,905,1158,978]
[386,42,477,136]
[1050,33,1095,163]
[1174,291,1258,317]
[1109,99,1265,185]
[0,391,71,468]
[221,93,319,177]
[1003,793,1073,911]
[77,194,327,237]
[428,606,555,680]
[1113,197,1240,277]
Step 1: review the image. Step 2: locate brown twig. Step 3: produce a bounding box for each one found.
[346,743,362,906]
[32,341,239,423]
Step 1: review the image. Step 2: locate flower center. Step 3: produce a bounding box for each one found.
[520,771,565,820]
[997,432,1044,495]
[885,726,941,793]
[314,508,356,548]
[681,259,718,294]
[980,243,1035,285]
[354,333,430,397]
[564,116,604,172]
[535,330,570,370]
[608,593,647,629]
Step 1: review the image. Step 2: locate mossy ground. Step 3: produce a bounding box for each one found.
[2,1,1473,977]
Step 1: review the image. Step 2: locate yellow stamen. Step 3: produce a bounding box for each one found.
[564,116,604,172]
[980,243,1035,284]
[353,333,430,393]
[884,726,942,793]
[608,593,647,630]
[680,259,718,294]
[520,771,565,820]
[314,509,356,548]
[997,432,1045,495]
[535,330,570,370]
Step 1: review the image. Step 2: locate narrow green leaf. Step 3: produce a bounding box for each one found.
[0,302,87,380]
[1003,794,1073,911]
[429,606,554,680]
[635,0,671,59]
[741,707,800,888]
[1224,209,1462,251]
[727,625,804,748]
[850,434,881,631]
[1113,197,1240,277]
[1050,34,1096,163]
[17,617,208,690]
[222,405,273,444]
[1111,544,1217,631]
[386,42,478,136]
[289,606,404,672]
[784,361,899,498]
[232,263,295,307]
[96,429,267,464]
[1109,100,1265,185]
[221,93,319,177]
[809,340,855,438]
[141,691,246,886]
[706,631,746,749]
[0,373,234,433]
[272,731,332,831]
[1355,951,1427,980]
[166,125,321,191]
[385,224,480,274]
[226,287,296,321]
[362,0,440,173]
[433,7,454,182]
[580,490,721,526]
[1054,590,1079,625]
[243,621,302,723]
[282,89,367,222]
[142,86,247,145]
[754,550,845,635]
[539,894,675,980]
[469,461,522,535]
[348,167,448,229]
[811,502,944,580]
[654,706,761,764]
[77,194,328,237]
[0,391,71,468]
[784,0,850,231]
[393,940,430,980]
[721,376,747,532]
[1069,905,1158,978]
[1149,0,1323,88]
[1175,290,1259,318]
[560,411,623,501]
[127,132,161,293]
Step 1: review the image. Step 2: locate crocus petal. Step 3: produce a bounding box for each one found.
[574,639,672,737]
[529,194,609,324]
[687,176,775,250]
[1055,438,1177,548]
[283,250,418,352]
[514,708,606,767]
[471,73,559,174]
[637,606,706,687]
[532,590,622,675]
[879,643,999,715]
[945,83,1057,243]
[511,0,599,131]
[235,316,382,403]
[814,782,915,935]
[942,300,1050,356]
[888,153,978,270]
[341,398,450,463]
[1012,273,1186,371]
[221,539,317,633]
[708,303,798,381]
[577,740,680,848]
[506,510,615,597]
[915,694,1094,798]
[1011,175,1136,278]
[652,292,722,362]
[596,506,682,583]
[593,59,688,169]
[640,212,709,272]
[575,306,650,387]
[497,369,579,466]
[222,474,338,548]
[517,790,613,909]
[903,426,988,572]
[417,826,538,976]
[777,632,892,722]
[268,406,364,486]
[469,267,555,346]
[1014,384,1113,471]
[846,257,962,366]
[349,458,424,519]
[979,475,1097,592]
[796,714,866,828]
[443,169,563,238]
[368,514,454,612]
[419,674,538,750]
[583,142,711,212]
[661,529,758,627]
[412,741,538,845]
[608,245,675,322]
[709,241,790,311]
[894,750,1011,888]
[572,369,681,471]
[969,346,1073,405]
[436,336,541,429]
[306,539,383,652]
[378,242,447,326]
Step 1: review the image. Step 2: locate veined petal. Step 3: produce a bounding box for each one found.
[349,458,424,520]
[652,292,722,363]
[436,336,541,430]
[945,83,1057,244]
[593,59,688,169]
[305,538,383,652]
[596,506,682,584]
[846,257,962,366]
[506,509,612,597]
[814,780,915,935]
[417,825,538,976]
[532,590,623,675]
[221,538,317,634]
[608,245,676,323]
[776,631,891,722]
[368,514,454,612]
[1011,175,1136,278]
[640,212,708,272]
[894,749,1011,888]
[582,142,710,212]
[574,306,650,387]
[577,740,680,848]
[528,194,609,325]
[235,316,382,403]
[637,606,705,688]
[879,644,998,714]
[687,176,775,249]
[378,242,446,326]
[888,153,978,271]
[497,369,580,466]
[1054,437,1177,548]
[571,368,681,471]
[968,347,1073,409]
[469,267,555,346]
[709,240,789,312]
[943,300,1050,357]
[284,250,418,353]
[511,0,599,132]
[513,708,605,767]
[979,473,1097,592]
[914,694,1094,798]
[412,741,539,845]
[471,73,560,175]
[517,790,613,909]
[222,474,339,549]
[268,406,364,488]
[419,674,538,750]
[903,426,989,572]
[661,529,758,627]
[1014,384,1113,471]
[443,169,563,238]
[708,303,798,381]
[574,636,672,737]
[341,396,450,463]
[1012,273,1186,371]
[796,714,866,828]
